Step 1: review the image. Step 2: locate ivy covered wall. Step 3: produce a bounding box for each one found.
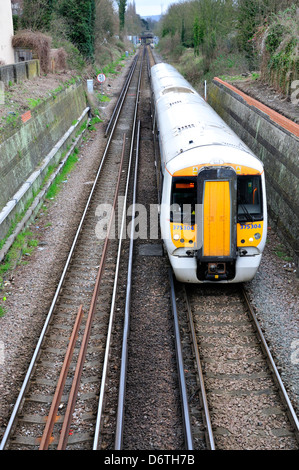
[260,5,298,95]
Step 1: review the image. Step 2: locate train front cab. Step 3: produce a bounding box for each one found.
[169,164,266,283]
[197,166,237,281]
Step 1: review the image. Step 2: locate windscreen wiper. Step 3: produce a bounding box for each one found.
[239,203,253,222]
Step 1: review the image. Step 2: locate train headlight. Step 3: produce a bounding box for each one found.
[254,233,261,240]
[173,234,180,241]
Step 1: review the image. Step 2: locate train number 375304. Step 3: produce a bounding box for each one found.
[173,225,195,231]
[240,223,262,229]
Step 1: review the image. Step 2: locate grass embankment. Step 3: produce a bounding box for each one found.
[158,45,259,95]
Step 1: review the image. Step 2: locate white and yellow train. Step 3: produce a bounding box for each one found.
[151,63,267,283]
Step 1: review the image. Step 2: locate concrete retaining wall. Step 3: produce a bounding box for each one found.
[0,81,88,241]
[208,78,299,266]
[0,59,40,85]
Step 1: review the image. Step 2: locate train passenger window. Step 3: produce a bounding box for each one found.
[171,177,197,224]
[237,175,263,222]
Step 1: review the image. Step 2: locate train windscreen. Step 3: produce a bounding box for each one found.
[171,175,262,224]
[170,177,197,224]
[237,175,263,222]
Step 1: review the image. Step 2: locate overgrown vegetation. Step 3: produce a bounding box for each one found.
[157,0,298,94]
[57,0,96,60]
[45,147,79,199]
[0,230,38,286]
[12,29,52,73]
[0,139,89,301]
[274,246,293,261]
[117,0,128,31]
[261,5,298,94]
[0,229,38,316]
[0,1,142,314]
[20,0,95,60]
[15,0,140,75]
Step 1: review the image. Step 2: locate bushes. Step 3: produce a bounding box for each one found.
[57,0,96,60]
[260,5,298,95]
[18,0,96,63]
[12,30,69,74]
[158,0,237,71]
[157,0,298,94]
[12,30,52,73]
[21,0,56,31]
[177,49,204,86]
[52,38,86,72]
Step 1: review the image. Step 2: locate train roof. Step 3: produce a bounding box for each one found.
[151,63,263,173]
[151,63,197,98]
[166,144,264,176]
[155,92,255,161]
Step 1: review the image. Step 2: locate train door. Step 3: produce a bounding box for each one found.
[197,167,237,281]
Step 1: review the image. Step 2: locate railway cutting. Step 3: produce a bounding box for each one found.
[0,46,298,452]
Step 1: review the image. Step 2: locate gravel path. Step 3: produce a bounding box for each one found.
[0,53,298,447]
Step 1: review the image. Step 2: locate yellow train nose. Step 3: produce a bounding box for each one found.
[203,180,231,257]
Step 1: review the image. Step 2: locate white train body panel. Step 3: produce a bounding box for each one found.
[151,63,267,283]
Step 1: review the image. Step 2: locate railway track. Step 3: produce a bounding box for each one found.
[147,44,299,451]
[1,44,298,452]
[171,276,299,450]
[109,45,299,451]
[92,45,186,451]
[0,48,144,451]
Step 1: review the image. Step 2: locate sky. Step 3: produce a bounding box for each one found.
[134,0,176,17]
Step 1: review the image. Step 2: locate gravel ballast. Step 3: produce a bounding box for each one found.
[0,55,298,447]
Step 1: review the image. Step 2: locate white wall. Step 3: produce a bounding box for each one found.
[0,0,15,65]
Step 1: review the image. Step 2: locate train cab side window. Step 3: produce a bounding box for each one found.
[170,177,197,224]
[237,175,263,222]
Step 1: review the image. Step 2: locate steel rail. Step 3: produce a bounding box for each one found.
[114,48,145,450]
[242,286,299,443]
[93,48,144,451]
[114,120,141,450]
[105,54,139,137]
[0,53,139,451]
[56,134,126,450]
[168,269,193,450]
[183,287,215,450]
[147,47,193,449]
[145,45,151,78]
[39,305,84,450]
